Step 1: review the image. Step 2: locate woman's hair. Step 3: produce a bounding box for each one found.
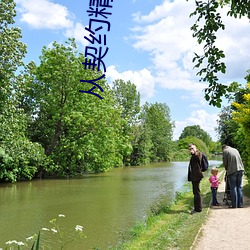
[211,167,218,174]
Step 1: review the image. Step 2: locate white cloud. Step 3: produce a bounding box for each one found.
[130,0,204,96]
[16,0,91,48]
[130,0,250,94]
[16,0,73,29]
[106,65,156,102]
[214,7,250,81]
[64,22,89,47]
[173,110,219,141]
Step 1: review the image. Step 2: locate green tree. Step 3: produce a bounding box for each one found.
[179,125,212,146]
[216,73,250,151]
[112,79,140,165]
[24,39,127,175]
[190,0,250,107]
[129,122,153,165]
[230,77,250,176]
[178,136,209,156]
[0,0,47,182]
[112,79,140,123]
[140,102,174,162]
[216,106,240,147]
[0,0,26,108]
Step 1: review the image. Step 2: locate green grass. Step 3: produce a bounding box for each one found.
[111,170,225,250]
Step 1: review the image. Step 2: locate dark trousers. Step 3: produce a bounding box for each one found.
[211,187,218,205]
[192,181,202,212]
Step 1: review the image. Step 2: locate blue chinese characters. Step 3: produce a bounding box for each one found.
[79,0,114,100]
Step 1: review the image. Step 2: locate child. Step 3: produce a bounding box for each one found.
[209,168,220,206]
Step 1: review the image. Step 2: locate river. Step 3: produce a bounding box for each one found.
[0,160,221,249]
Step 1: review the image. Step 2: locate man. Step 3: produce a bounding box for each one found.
[188,143,204,214]
[222,144,244,208]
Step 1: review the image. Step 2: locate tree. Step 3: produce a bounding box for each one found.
[0,0,47,182]
[112,79,140,165]
[179,125,212,146]
[216,72,250,150]
[190,0,250,107]
[231,78,250,176]
[0,0,26,108]
[140,102,174,162]
[216,106,240,147]
[178,136,209,156]
[112,79,140,123]
[24,39,128,175]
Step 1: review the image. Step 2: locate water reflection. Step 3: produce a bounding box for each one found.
[0,160,221,249]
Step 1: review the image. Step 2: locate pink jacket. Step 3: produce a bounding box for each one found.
[209,175,219,188]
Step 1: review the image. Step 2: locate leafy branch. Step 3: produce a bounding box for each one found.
[189,0,250,107]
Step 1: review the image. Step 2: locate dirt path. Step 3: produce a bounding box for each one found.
[192,174,250,250]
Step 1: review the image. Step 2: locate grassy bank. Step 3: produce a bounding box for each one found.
[111,169,225,250]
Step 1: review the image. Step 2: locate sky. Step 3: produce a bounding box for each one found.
[13,0,250,141]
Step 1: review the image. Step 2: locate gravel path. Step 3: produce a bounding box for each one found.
[192,174,250,250]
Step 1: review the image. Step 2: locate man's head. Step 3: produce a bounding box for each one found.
[188,143,197,155]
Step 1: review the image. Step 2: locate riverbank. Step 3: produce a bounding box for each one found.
[111,170,221,249]
[112,169,250,250]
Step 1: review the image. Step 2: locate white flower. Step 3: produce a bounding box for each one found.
[58,214,65,217]
[5,240,24,246]
[17,242,25,246]
[51,228,58,233]
[6,240,17,245]
[42,228,50,231]
[26,236,34,241]
[75,225,83,231]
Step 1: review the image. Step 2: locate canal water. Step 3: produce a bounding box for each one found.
[0,160,221,249]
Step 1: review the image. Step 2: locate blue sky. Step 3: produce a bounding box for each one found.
[14,0,250,141]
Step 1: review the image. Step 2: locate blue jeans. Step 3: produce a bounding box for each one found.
[228,170,244,208]
[211,187,218,205]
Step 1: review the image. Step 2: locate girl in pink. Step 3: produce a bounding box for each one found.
[209,168,220,206]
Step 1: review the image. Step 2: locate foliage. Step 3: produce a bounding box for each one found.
[0,0,48,182]
[209,141,222,154]
[215,72,250,176]
[231,83,250,176]
[111,80,175,165]
[216,106,240,147]
[189,0,250,107]
[178,136,209,156]
[179,125,212,146]
[23,39,128,175]
[112,79,140,123]
[0,0,27,107]
[112,79,141,165]
[139,102,174,162]
[129,122,153,165]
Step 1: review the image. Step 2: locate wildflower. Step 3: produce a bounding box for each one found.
[6,240,17,245]
[58,214,65,217]
[51,228,58,233]
[42,228,50,231]
[17,242,25,246]
[26,236,34,241]
[5,240,25,246]
[75,225,83,232]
